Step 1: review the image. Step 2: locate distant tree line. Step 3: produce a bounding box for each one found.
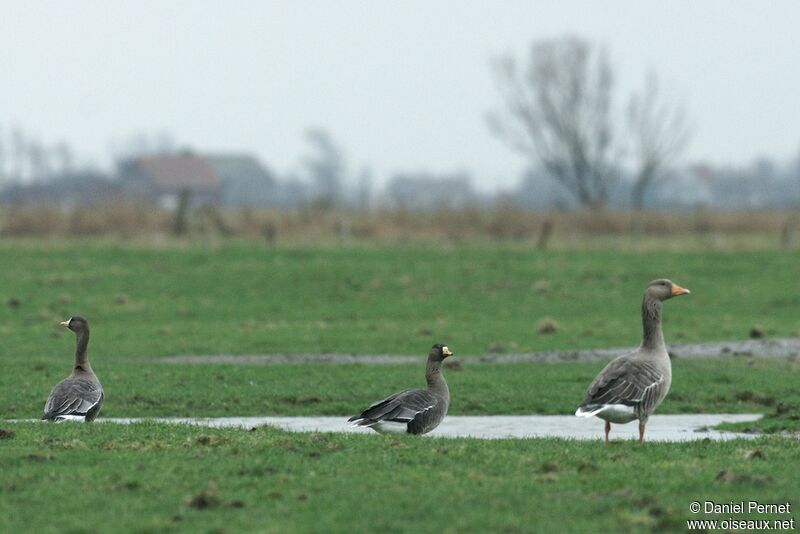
[3,32,800,213]
[0,125,78,184]
[2,120,799,211]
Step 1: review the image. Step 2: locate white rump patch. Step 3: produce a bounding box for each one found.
[370,421,409,434]
[54,415,87,422]
[576,404,637,424]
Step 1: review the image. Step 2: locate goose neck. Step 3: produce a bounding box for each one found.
[425,357,449,399]
[641,296,665,351]
[74,329,90,369]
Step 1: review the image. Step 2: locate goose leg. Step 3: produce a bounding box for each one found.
[638,421,646,444]
[604,420,611,445]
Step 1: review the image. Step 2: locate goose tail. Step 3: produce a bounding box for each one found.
[575,404,605,418]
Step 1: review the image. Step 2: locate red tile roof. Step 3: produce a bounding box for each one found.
[136,154,221,190]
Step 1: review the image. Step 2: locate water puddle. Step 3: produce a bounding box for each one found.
[156,338,800,365]
[96,414,762,441]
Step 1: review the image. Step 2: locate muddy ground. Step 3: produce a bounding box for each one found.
[156,338,800,365]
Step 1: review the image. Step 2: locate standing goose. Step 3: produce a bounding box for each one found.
[349,343,453,434]
[575,279,690,444]
[43,316,104,422]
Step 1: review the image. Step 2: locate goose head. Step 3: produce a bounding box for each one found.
[59,316,89,333]
[646,279,690,301]
[429,343,454,361]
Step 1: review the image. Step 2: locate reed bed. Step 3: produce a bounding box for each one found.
[1,203,797,250]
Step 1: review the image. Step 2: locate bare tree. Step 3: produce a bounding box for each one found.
[795,148,800,203]
[489,36,617,209]
[302,129,345,209]
[11,127,27,181]
[627,74,692,210]
[54,141,75,176]
[355,166,373,211]
[27,138,51,182]
[0,125,6,185]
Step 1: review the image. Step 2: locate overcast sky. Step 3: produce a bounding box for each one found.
[2,1,799,190]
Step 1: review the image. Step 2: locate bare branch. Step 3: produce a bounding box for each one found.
[488,36,618,208]
[627,72,693,209]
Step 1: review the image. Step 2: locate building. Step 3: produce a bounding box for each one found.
[206,154,278,207]
[119,152,222,208]
[2,150,298,209]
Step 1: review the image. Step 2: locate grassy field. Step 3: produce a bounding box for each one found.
[1,242,798,532]
[2,241,798,358]
[3,358,800,425]
[1,423,798,533]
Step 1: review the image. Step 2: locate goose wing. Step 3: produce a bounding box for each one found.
[578,356,666,414]
[348,388,440,426]
[43,377,103,421]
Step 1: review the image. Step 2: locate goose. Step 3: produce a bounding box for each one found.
[43,316,104,422]
[349,343,452,434]
[575,279,690,444]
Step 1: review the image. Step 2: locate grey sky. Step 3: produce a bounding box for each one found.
[2,1,799,190]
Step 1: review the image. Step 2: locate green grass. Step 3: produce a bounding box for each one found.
[2,242,798,359]
[3,358,800,422]
[1,242,798,426]
[2,241,799,532]
[1,422,798,533]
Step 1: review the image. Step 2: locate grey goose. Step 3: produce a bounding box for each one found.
[349,343,452,434]
[575,279,690,444]
[43,316,104,422]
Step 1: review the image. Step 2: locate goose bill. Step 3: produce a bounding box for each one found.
[671,284,690,296]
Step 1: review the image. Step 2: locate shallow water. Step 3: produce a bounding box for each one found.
[96,414,762,441]
[156,338,800,365]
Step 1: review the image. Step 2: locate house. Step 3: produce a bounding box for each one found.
[3,151,292,209]
[206,154,279,207]
[119,152,222,207]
